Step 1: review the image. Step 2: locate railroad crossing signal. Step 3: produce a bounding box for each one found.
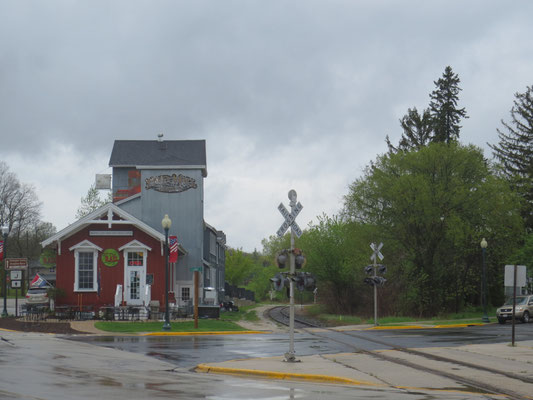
[370,242,384,263]
[277,201,303,238]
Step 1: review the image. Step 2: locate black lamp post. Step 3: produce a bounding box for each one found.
[2,225,8,318]
[162,214,172,331]
[481,238,490,323]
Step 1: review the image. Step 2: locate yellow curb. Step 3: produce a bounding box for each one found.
[195,363,379,386]
[143,330,268,336]
[0,328,17,332]
[196,363,509,397]
[366,325,426,330]
[433,323,484,328]
[366,323,485,330]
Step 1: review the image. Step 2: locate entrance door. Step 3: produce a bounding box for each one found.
[125,251,146,305]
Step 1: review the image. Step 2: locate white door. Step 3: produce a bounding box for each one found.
[124,251,146,305]
[178,285,192,307]
[126,267,145,305]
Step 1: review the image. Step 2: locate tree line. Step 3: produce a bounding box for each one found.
[227,67,533,317]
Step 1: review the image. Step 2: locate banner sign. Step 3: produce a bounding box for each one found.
[0,241,3,261]
[169,236,178,263]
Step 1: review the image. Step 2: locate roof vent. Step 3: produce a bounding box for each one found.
[157,133,167,150]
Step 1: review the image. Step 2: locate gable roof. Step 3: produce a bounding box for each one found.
[41,203,186,255]
[109,139,207,177]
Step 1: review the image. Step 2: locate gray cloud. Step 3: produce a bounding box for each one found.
[1,1,532,250]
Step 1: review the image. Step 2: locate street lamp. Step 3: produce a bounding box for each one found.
[162,214,172,331]
[2,225,8,318]
[480,238,490,323]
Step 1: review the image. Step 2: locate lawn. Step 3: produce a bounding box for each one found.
[94,319,247,333]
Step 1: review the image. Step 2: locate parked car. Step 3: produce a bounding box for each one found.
[496,295,533,324]
[25,287,50,305]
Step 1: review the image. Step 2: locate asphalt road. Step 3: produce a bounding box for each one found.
[1,329,511,400]
[69,322,533,368]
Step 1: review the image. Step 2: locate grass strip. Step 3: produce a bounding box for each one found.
[94,320,247,333]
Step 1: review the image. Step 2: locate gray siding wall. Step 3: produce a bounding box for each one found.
[140,169,204,282]
[113,167,204,283]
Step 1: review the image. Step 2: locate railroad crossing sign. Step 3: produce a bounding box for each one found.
[277,200,303,238]
[370,242,384,263]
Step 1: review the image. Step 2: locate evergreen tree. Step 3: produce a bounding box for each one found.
[386,107,432,153]
[387,66,467,152]
[429,66,468,143]
[489,85,533,230]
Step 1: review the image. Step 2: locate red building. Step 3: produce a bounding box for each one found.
[41,203,185,315]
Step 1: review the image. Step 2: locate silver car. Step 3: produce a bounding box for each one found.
[496,295,533,324]
[25,288,50,305]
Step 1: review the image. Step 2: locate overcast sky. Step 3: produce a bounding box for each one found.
[1,1,532,252]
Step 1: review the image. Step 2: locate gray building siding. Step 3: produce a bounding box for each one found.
[109,139,225,305]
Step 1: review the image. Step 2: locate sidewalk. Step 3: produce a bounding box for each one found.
[196,339,533,399]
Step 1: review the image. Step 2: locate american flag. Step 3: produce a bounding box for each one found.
[169,236,178,263]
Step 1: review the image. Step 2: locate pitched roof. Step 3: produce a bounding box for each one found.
[41,203,187,255]
[109,140,207,177]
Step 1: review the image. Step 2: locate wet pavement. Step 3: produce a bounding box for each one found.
[0,330,498,400]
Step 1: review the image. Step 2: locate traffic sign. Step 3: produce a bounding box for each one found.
[370,242,384,263]
[5,258,28,270]
[10,270,22,280]
[277,201,303,238]
[189,266,203,272]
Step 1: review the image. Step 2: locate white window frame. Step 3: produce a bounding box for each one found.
[69,240,102,293]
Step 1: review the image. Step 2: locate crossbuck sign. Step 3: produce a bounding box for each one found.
[277,201,303,238]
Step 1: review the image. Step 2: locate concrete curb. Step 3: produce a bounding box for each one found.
[195,363,379,386]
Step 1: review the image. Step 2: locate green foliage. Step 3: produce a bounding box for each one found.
[344,142,523,316]
[219,305,260,322]
[429,66,468,143]
[298,215,376,314]
[225,249,255,286]
[489,85,533,230]
[75,184,111,219]
[94,320,245,333]
[225,247,279,301]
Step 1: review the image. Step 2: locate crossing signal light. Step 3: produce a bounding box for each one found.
[276,250,288,269]
[270,273,287,291]
[293,248,306,269]
[294,273,305,291]
[364,265,373,275]
[378,264,387,274]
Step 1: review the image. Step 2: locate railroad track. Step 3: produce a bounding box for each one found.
[267,306,530,400]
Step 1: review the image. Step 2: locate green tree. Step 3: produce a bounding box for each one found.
[298,215,375,314]
[429,66,468,144]
[344,143,522,315]
[225,248,255,287]
[75,184,111,219]
[489,85,533,230]
[386,108,433,153]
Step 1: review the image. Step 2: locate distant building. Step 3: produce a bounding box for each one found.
[41,138,226,315]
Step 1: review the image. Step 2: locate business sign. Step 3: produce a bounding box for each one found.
[101,249,120,267]
[39,248,57,268]
[5,258,28,270]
